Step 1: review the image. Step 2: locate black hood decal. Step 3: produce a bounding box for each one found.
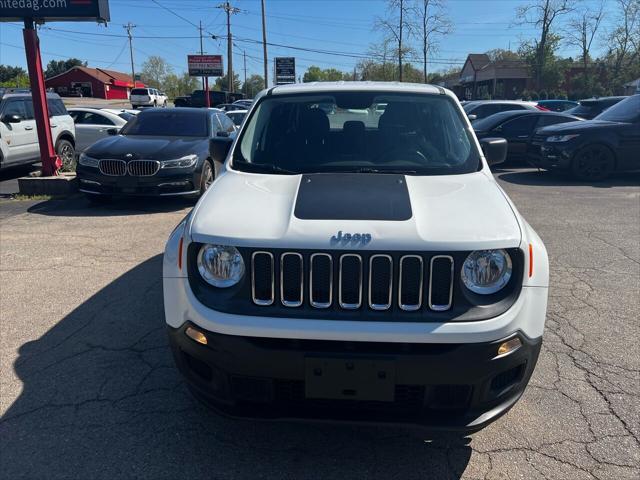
[294,173,412,221]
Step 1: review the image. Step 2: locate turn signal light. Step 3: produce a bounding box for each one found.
[497,337,522,357]
[185,326,208,345]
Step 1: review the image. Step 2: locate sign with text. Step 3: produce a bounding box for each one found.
[0,0,110,22]
[275,57,295,85]
[188,55,223,77]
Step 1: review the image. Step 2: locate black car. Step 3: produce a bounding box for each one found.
[564,96,627,120]
[76,108,236,201]
[532,95,640,180]
[473,110,582,162]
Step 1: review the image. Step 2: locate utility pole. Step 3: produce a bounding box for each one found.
[123,23,136,90]
[199,20,210,107]
[218,1,240,94]
[243,50,247,96]
[261,0,268,88]
[199,20,205,91]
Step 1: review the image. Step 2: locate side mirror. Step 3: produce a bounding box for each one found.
[467,114,477,121]
[480,137,508,166]
[2,114,22,123]
[209,136,234,163]
[106,128,119,136]
[216,130,230,138]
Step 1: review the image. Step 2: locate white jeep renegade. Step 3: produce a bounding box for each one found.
[163,82,549,432]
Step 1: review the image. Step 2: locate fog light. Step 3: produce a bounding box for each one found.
[497,337,521,357]
[185,326,207,345]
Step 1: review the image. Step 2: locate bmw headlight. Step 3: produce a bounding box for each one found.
[461,249,512,295]
[161,154,198,169]
[78,152,99,167]
[197,244,245,288]
[547,134,580,143]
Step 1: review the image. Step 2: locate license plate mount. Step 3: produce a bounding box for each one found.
[304,357,396,402]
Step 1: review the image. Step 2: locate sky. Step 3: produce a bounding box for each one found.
[0,0,619,86]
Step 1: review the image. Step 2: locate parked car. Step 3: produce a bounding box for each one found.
[163,82,549,432]
[532,95,640,180]
[67,107,131,153]
[463,100,541,121]
[0,91,76,170]
[225,109,247,127]
[564,96,627,120]
[76,107,236,202]
[174,90,244,108]
[536,100,578,112]
[215,103,245,112]
[101,108,140,117]
[473,110,583,162]
[232,99,253,108]
[130,88,168,108]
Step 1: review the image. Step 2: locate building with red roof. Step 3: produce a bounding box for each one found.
[45,66,145,100]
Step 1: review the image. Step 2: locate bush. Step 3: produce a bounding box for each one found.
[529,91,540,100]
[539,89,549,100]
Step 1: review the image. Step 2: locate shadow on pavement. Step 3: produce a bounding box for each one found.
[27,194,194,217]
[496,168,640,188]
[1,255,472,479]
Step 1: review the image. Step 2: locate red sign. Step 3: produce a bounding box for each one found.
[188,55,223,77]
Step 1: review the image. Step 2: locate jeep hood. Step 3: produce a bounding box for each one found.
[189,170,522,250]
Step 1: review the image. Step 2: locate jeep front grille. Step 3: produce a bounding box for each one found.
[250,251,455,312]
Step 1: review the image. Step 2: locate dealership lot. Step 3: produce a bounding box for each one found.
[0,168,638,479]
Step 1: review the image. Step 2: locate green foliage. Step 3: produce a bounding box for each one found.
[214,73,241,92]
[241,74,265,98]
[0,65,27,83]
[538,89,548,100]
[302,66,350,82]
[0,73,30,88]
[529,91,540,100]
[44,59,86,79]
[163,73,200,99]
[140,56,173,90]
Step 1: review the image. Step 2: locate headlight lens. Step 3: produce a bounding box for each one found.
[78,153,99,167]
[161,154,198,169]
[462,249,512,294]
[547,134,580,143]
[197,244,245,288]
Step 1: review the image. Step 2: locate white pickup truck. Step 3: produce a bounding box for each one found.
[130,88,168,109]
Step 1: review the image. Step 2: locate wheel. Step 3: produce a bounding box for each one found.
[153,100,157,107]
[571,145,615,181]
[86,193,112,204]
[199,160,215,196]
[55,139,75,172]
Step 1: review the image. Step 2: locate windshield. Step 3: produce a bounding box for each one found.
[119,111,208,137]
[233,92,479,175]
[118,112,135,121]
[595,95,639,122]
[227,111,245,126]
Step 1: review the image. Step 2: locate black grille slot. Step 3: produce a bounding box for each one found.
[98,159,126,176]
[369,255,392,310]
[310,253,332,308]
[339,254,362,309]
[491,364,525,392]
[399,255,423,310]
[128,160,159,176]
[251,252,274,305]
[280,253,303,307]
[428,384,472,410]
[429,256,454,311]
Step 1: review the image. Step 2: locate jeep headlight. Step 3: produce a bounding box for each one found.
[547,134,580,143]
[161,154,198,169]
[197,244,245,288]
[78,152,99,167]
[461,249,512,294]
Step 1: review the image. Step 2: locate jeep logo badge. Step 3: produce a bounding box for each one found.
[330,231,372,246]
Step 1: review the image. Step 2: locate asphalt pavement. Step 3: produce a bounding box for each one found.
[0,168,638,479]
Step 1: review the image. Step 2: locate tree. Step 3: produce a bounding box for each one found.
[302,66,349,82]
[565,1,605,86]
[44,58,86,78]
[515,0,575,90]
[605,0,640,80]
[214,73,241,92]
[410,0,452,83]
[0,65,26,83]
[140,56,173,90]
[375,0,413,81]
[485,49,521,62]
[242,74,265,97]
[163,73,199,99]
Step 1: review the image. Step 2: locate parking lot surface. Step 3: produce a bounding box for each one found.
[1,169,638,479]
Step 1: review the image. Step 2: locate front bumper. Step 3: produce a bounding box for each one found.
[169,323,542,432]
[76,165,199,196]
[530,142,576,170]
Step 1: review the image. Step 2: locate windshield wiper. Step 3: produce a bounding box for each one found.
[235,163,297,175]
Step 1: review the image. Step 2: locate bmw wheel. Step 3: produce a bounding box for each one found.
[571,145,614,181]
[199,160,214,196]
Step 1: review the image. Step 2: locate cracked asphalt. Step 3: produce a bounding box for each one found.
[1,168,638,479]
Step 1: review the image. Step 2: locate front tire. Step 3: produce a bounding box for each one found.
[571,145,615,181]
[55,139,75,172]
[199,160,214,197]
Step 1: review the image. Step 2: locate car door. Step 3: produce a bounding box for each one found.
[494,115,539,158]
[72,111,116,152]
[0,98,37,165]
[617,116,640,169]
[217,113,237,136]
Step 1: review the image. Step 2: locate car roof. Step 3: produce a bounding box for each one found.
[579,96,627,104]
[2,92,63,100]
[138,107,210,116]
[268,81,445,97]
[226,109,248,114]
